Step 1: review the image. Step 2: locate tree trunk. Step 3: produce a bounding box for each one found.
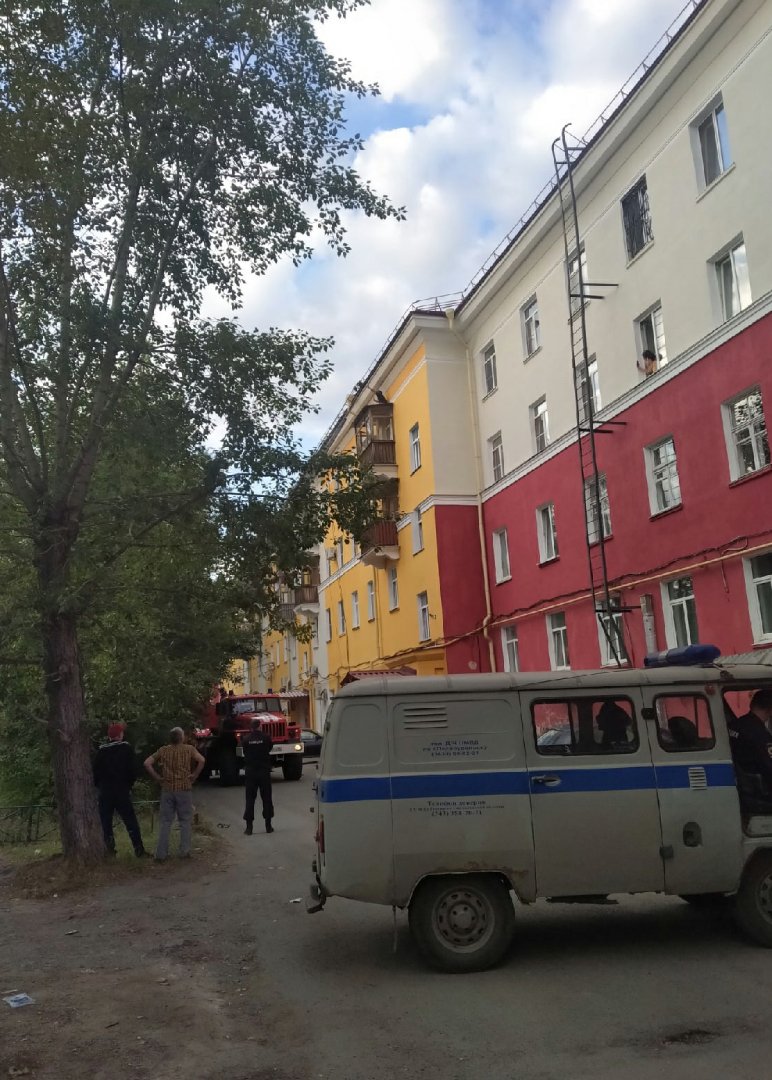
[42,610,105,861]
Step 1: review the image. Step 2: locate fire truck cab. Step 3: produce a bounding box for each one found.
[197,693,305,785]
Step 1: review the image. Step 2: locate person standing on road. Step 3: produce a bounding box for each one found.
[144,727,205,861]
[93,723,146,857]
[242,717,274,835]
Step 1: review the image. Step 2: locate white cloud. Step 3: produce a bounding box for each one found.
[207,0,690,446]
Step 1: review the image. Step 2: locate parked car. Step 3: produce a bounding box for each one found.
[301,728,323,757]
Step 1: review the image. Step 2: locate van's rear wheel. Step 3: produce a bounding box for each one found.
[408,874,515,973]
[734,851,772,946]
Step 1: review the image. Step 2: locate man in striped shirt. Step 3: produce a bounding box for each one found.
[144,727,205,861]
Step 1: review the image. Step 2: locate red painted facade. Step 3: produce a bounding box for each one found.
[435,504,491,674]
[437,313,772,673]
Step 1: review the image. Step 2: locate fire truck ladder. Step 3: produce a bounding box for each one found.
[551,125,626,665]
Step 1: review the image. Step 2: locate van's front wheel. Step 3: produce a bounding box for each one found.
[735,851,772,947]
[408,874,515,973]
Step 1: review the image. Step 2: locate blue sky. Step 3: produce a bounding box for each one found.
[204,0,693,446]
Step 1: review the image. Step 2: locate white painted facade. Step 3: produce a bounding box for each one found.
[453,0,772,491]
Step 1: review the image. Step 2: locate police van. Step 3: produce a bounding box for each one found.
[308,650,772,971]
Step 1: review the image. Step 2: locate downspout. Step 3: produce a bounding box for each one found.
[445,308,496,672]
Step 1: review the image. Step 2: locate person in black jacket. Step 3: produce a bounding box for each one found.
[728,689,772,790]
[242,717,274,835]
[93,723,146,856]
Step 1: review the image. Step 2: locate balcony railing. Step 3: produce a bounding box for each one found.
[278,603,295,623]
[358,439,397,469]
[362,519,399,550]
[293,584,319,607]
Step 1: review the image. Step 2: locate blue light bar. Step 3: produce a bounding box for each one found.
[644,644,721,668]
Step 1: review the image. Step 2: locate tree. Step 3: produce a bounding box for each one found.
[0,0,402,860]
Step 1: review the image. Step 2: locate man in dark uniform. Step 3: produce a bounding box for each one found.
[242,716,274,835]
[727,689,772,791]
[93,723,146,856]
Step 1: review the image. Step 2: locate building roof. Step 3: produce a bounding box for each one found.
[340,666,417,685]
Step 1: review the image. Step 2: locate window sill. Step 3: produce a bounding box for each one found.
[601,659,629,668]
[482,387,498,403]
[495,574,512,585]
[649,503,684,522]
[696,162,736,203]
[729,464,772,489]
[589,534,613,547]
[409,467,421,476]
[523,345,542,364]
[626,239,654,269]
[388,606,399,613]
[752,640,772,649]
[539,556,560,567]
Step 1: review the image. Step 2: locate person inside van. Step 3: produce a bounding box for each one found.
[727,689,772,794]
[596,700,632,752]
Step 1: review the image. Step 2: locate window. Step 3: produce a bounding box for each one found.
[492,528,511,583]
[567,244,587,314]
[302,651,309,674]
[531,398,549,453]
[532,697,638,756]
[409,424,421,472]
[745,553,772,642]
[312,618,319,646]
[621,175,653,259]
[388,566,399,610]
[654,695,715,752]
[715,240,751,321]
[522,296,541,357]
[324,608,332,642]
[417,592,430,642]
[697,100,732,187]
[584,474,611,543]
[335,538,344,567]
[663,576,699,647]
[536,503,558,563]
[337,599,346,635]
[482,342,497,396]
[577,355,601,422]
[501,625,519,673]
[291,635,297,660]
[597,599,628,666]
[637,304,667,371]
[490,432,504,482]
[646,437,682,514]
[367,580,376,621]
[547,612,570,670]
[351,590,360,630]
[412,509,424,554]
[723,388,770,479]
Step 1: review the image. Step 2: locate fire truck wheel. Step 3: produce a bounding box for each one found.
[409,874,515,973]
[282,757,303,781]
[734,850,772,947]
[218,751,240,787]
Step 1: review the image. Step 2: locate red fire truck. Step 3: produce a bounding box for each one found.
[196,692,305,785]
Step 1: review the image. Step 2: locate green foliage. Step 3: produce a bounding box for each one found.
[0,1,402,819]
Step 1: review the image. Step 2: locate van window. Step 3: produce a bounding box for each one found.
[654,694,715,752]
[532,697,638,756]
[335,704,385,768]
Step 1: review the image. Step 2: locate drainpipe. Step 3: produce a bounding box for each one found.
[445,308,496,672]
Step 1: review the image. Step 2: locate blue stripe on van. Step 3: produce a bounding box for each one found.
[319,762,738,803]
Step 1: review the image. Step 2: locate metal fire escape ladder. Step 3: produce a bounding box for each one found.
[551,125,624,666]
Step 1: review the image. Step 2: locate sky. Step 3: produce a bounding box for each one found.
[205,0,694,447]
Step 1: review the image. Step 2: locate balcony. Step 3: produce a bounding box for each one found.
[355,402,397,479]
[361,518,400,569]
[293,583,319,616]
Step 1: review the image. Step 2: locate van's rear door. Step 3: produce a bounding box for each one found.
[522,687,665,897]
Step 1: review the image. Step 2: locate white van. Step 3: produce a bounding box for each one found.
[308,661,772,971]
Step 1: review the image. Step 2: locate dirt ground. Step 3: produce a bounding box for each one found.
[0,802,308,1080]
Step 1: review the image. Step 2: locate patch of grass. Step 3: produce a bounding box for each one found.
[1,812,219,897]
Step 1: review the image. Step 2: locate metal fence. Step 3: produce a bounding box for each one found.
[0,800,160,845]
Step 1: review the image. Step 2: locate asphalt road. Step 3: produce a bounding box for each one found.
[196,765,772,1080]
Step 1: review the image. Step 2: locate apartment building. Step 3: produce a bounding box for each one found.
[462,0,772,672]
[251,0,772,712]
